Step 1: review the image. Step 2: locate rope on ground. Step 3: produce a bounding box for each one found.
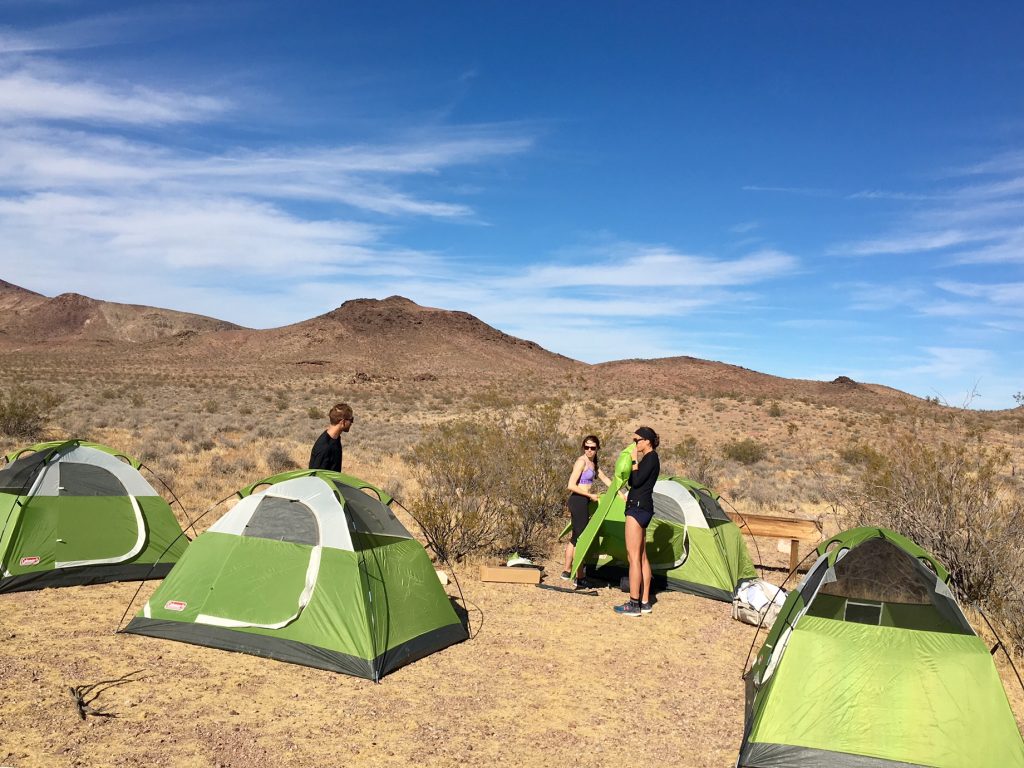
[68,670,144,720]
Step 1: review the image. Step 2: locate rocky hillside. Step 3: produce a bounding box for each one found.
[0,281,241,346]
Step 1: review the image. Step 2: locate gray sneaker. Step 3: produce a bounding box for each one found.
[614,599,641,617]
[640,601,653,614]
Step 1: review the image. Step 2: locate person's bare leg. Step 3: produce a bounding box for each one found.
[564,541,574,574]
[641,544,652,604]
[625,517,643,601]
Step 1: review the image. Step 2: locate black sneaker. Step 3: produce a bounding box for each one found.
[614,599,641,617]
[575,578,592,589]
[640,601,653,614]
[560,571,572,581]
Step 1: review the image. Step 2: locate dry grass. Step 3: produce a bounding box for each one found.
[1,350,1023,766]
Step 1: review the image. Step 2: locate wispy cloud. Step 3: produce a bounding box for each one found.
[846,283,926,311]
[829,229,986,257]
[742,184,833,197]
[0,65,227,124]
[846,189,939,201]
[0,45,539,319]
[903,347,994,379]
[730,220,760,234]
[520,246,797,289]
[828,149,1024,265]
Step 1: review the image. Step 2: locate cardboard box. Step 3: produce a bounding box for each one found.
[479,565,541,584]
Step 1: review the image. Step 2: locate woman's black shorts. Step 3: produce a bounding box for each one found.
[625,500,655,528]
[568,493,591,545]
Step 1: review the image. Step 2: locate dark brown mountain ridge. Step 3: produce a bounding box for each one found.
[0,281,241,345]
[0,280,914,405]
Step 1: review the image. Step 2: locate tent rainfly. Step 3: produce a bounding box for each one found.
[0,440,189,593]
[738,526,1024,768]
[123,469,468,680]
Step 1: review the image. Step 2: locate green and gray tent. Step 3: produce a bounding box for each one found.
[123,469,468,680]
[570,451,757,602]
[739,527,1024,768]
[0,440,188,593]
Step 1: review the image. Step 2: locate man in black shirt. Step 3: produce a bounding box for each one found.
[308,403,354,472]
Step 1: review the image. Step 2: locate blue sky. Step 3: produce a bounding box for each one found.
[1,2,1022,408]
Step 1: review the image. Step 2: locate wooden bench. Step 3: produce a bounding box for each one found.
[724,511,823,573]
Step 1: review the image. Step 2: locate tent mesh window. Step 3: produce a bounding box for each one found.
[820,538,931,604]
[844,601,883,625]
[653,491,687,526]
[333,483,411,539]
[694,489,730,522]
[0,452,50,494]
[815,538,973,634]
[59,462,128,497]
[244,496,319,545]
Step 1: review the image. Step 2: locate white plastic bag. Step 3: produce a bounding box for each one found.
[733,579,786,628]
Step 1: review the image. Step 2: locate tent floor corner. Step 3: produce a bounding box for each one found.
[739,741,930,767]
[0,561,175,594]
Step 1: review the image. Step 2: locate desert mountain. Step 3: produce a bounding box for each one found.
[165,295,584,384]
[0,281,241,346]
[0,280,913,405]
[595,356,911,405]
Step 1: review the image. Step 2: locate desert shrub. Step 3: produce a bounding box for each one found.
[266,447,298,473]
[734,470,786,511]
[839,442,884,468]
[202,399,220,414]
[407,405,575,561]
[0,384,60,439]
[498,403,577,555]
[665,435,719,488]
[406,419,506,561]
[307,406,320,419]
[836,427,1024,652]
[767,401,783,417]
[722,437,767,465]
[213,455,257,477]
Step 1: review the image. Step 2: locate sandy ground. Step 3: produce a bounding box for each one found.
[2,551,1023,768]
[2,552,758,768]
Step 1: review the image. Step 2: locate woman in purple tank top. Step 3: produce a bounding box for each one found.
[562,434,612,586]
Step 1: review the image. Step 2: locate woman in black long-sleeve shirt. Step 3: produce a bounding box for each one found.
[615,426,660,617]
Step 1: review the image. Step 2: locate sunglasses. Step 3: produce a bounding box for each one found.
[584,445,598,451]
[633,437,648,443]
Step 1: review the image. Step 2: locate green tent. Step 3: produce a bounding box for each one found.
[739,527,1024,767]
[0,440,189,593]
[123,469,468,680]
[570,450,757,601]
